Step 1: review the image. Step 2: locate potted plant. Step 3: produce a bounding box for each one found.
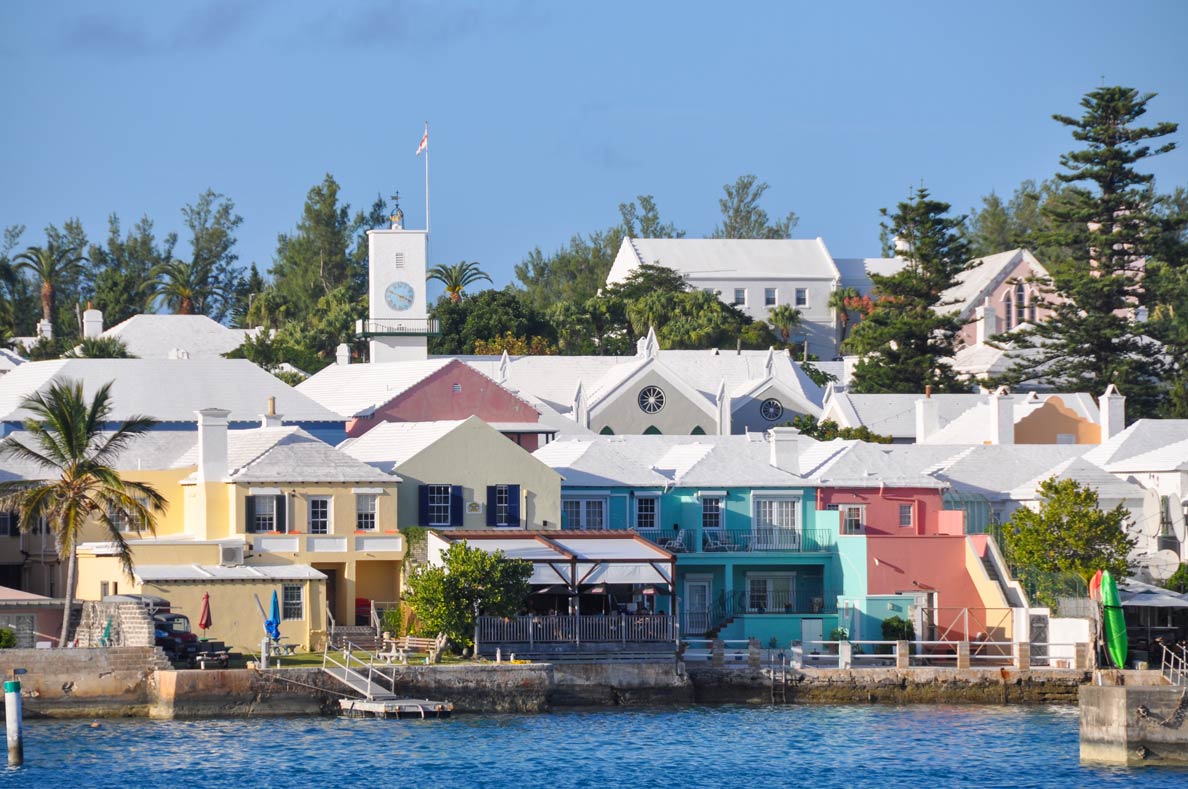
[827,626,848,655]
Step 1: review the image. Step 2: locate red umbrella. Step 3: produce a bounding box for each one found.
[197,592,213,638]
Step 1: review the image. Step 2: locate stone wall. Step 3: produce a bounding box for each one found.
[549,661,693,706]
[1080,684,1188,766]
[0,647,171,718]
[73,601,155,648]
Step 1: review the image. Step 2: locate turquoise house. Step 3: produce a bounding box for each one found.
[535,430,867,648]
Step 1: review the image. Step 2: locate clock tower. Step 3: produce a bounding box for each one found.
[360,208,434,362]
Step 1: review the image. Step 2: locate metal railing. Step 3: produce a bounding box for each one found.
[476,614,675,646]
[355,318,440,337]
[629,527,838,553]
[321,638,394,700]
[1162,642,1188,686]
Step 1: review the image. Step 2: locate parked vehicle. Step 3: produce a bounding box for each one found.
[154,612,199,658]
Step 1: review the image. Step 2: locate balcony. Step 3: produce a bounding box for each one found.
[307,536,348,553]
[253,535,299,552]
[634,527,836,553]
[355,535,403,553]
[355,318,440,337]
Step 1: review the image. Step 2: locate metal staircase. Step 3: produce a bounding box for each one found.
[321,640,397,700]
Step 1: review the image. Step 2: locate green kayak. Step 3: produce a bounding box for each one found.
[1100,570,1127,669]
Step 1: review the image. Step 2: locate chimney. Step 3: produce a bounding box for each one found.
[261,396,282,428]
[768,427,800,474]
[196,408,231,481]
[1099,384,1126,442]
[83,306,104,339]
[336,343,350,366]
[36,319,53,340]
[974,297,998,345]
[716,379,732,435]
[988,386,1014,445]
[915,387,939,443]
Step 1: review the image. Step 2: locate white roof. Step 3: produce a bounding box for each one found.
[0,359,343,425]
[888,443,1090,500]
[99,314,256,359]
[133,564,327,582]
[802,440,947,488]
[1084,420,1188,472]
[0,429,198,481]
[296,359,454,417]
[833,257,909,295]
[173,426,393,483]
[337,419,467,470]
[1009,456,1149,503]
[938,249,1047,318]
[607,237,840,283]
[0,348,24,373]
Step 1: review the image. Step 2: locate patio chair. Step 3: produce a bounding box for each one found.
[658,528,686,552]
[703,530,734,552]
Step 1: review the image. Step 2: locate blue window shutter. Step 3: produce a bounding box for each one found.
[245,496,256,533]
[508,485,521,527]
[486,486,497,527]
[418,485,429,526]
[275,495,286,533]
[450,486,464,526]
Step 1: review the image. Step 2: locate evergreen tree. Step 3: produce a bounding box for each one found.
[711,174,797,239]
[88,214,177,328]
[847,187,970,393]
[181,190,243,324]
[1002,87,1181,419]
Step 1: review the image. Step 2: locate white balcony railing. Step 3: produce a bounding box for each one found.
[307,536,348,553]
[253,535,299,552]
[355,535,403,553]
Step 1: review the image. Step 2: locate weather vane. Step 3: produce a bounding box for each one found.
[389,191,404,228]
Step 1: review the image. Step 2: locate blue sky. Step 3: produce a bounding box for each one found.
[2,1,1186,301]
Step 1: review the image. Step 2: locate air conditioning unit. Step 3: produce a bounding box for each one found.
[220,544,245,567]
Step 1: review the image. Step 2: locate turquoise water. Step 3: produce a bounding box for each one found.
[2,705,1185,788]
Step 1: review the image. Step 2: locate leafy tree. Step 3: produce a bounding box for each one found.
[430,289,555,355]
[617,194,684,239]
[0,380,165,646]
[178,190,243,323]
[403,541,532,650]
[605,262,690,303]
[146,258,232,315]
[1165,563,1188,594]
[472,332,557,355]
[881,615,915,641]
[229,286,365,375]
[768,304,802,344]
[791,414,892,443]
[1001,87,1183,419]
[964,180,1072,259]
[848,187,970,393]
[0,225,28,336]
[88,214,177,327]
[428,261,492,302]
[12,240,87,329]
[1002,478,1135,597]
[711,174,797,239]
[63,337,134,359]
[827,287,861,346]
[228,263,266,328]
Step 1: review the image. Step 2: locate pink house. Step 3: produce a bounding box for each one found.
[298,358,555,448]
[817,487,964,536]
[942,249,1056,348]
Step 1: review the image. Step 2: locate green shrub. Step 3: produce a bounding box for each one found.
[881,615,914,641]
[0,628,16,649]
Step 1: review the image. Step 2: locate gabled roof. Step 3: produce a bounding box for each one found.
[0,429,197,481]
[607,237,841,283]
[337,419,468,470]
[924,393,1099,445]
[833,257,910,295]
[534,434,813,488]
[938,249,1048,318]
[801,440,947,488]
[98,314,257,359]
[585,355,719,421]
[1084,419,1188,472]
[1009,456,1148,503]
[889,443,1090,499]
[0,359,343,425]
[0,347,24,373]
[296,358,454,417]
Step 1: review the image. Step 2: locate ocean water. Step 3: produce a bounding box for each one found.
[2,705,1185,788]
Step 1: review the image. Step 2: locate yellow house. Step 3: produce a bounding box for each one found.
[75,409,403,651]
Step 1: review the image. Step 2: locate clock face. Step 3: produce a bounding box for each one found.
[384,281,415,311]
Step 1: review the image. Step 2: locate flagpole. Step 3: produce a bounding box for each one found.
[424,121,430,234]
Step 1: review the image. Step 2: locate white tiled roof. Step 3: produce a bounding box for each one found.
[337,419,467,470]
[937,249,1047,318]
[1084,420,1188,472]
[0,429,197,481]
[1009,456,1148,502]
[133,564,327,582]
[833,257,909,295]
[607,238,841,282]
[0,359,343,425]
[803,440,947,488]
[296,359,454,417]
[172,426,392,482]
[0,348,24,373]
[99,314,256,359]
[892,443,1090,499]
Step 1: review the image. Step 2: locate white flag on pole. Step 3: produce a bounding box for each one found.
[416,125,428,156]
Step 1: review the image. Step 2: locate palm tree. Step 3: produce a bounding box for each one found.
[147,258,232,315]
[12,242,87,326]
[0,380,165,647]
[427,261,492,302]
[63,337,135,359]
[768,304,803,344]
[828,287,861,345]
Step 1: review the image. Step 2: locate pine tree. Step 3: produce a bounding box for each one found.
[1002,87,1181,419]
[848,187,970,393]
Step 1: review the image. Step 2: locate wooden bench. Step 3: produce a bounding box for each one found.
[378,634,447,664]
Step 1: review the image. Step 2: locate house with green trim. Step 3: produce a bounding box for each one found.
[534,429,866,646]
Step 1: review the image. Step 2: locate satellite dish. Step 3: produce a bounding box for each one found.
[1140,549,1182,582]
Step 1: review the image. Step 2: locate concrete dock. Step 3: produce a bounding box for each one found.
[1080,679,1188,766]
[338,698,453,719]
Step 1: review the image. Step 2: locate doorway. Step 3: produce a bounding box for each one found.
[685,578,711,635]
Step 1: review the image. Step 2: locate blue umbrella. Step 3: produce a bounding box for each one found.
[265,590,281,641]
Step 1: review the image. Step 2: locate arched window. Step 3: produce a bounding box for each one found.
[643,426,662,435]
[1014,282,1026,327]
[1027,291,1038,324]
[690,426,706,435]
[599,426,614,435]
[1002,291,1013,330]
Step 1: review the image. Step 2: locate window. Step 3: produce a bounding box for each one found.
[1002,292,1013,330]
[839,504,864,535]
[1014,282,1026,327]
[635,496,657,531]
[747,573,796,612]
[100,581,110,599]
[638,386,665,414]
[0,511,18,537]
[247,495,280,533]
[795,288,808,307]
[282,584,303,620]
[109,497,150,534]
[1028,293,1038,324]
[562,498,605,530]
[899,504,913,528]
[486,484,521,527]
[755,498,798,530]
[452,383,462,393]
[701,497,723,531]
[427,485,451,526]
[355,494,377,531]
[765,288,777,306]
[309,497,330,534]
[733,288,746,306]
[760,398,783,421]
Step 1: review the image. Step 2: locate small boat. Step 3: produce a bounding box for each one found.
[1100,570,1128,669]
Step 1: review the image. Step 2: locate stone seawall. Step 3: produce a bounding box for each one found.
[1080,684,1188,766]
[0,647,172,718]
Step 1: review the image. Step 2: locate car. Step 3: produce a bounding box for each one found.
[154,612,199,658]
